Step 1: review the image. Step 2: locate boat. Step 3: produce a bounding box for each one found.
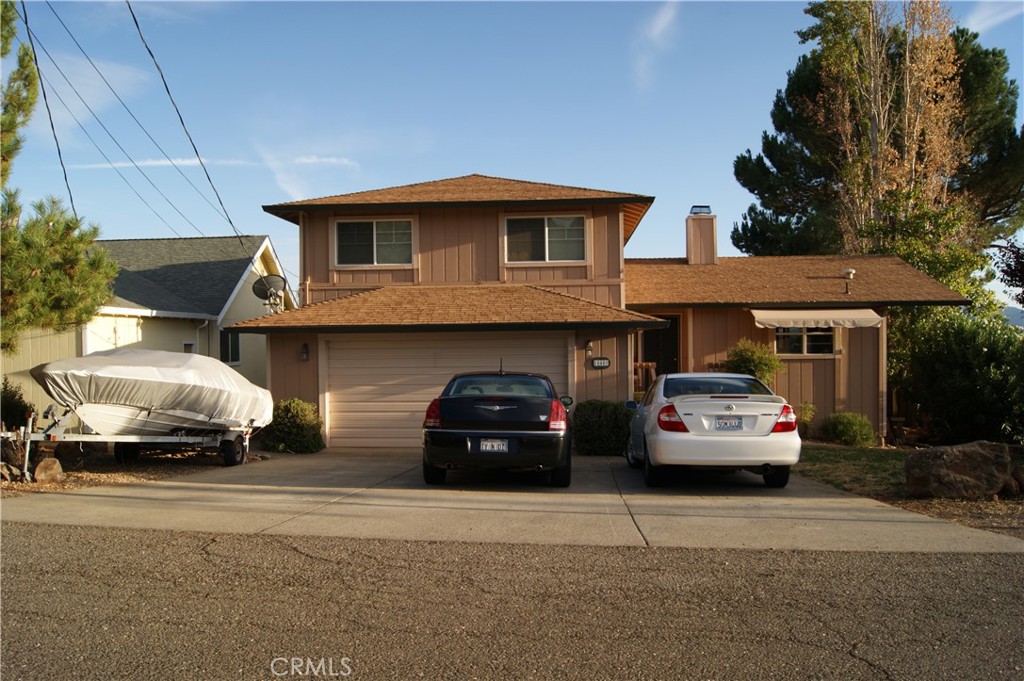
[30,349,273,437]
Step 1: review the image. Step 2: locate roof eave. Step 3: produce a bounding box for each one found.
[233,319,668,334]
[627,299,966,309]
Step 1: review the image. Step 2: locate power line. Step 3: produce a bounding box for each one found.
[19,0,76,218]
[44,0,228,224]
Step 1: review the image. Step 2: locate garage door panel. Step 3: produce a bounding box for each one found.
[327,332,569,449]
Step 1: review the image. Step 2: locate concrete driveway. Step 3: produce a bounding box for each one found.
[2,450,1022,553]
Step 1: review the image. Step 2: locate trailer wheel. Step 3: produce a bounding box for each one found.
[221,436,245,466]
[113,442,140,464]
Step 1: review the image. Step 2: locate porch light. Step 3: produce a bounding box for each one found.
[585,340,594,357]
[299,343,310,362]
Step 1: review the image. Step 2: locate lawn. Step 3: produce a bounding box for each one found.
[796,443,908,499]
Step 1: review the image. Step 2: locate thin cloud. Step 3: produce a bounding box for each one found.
[633,2,680,90]
[962,1,1023,34]
[71,157,252,170]
[292,155,359,167]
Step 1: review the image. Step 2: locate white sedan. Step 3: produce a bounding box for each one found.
[625,373,800,488]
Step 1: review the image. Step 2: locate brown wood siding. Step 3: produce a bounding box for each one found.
[267,333,320,406]
[573,331,632,402]
[689,308,768,370]
[844,326,880,432]
[774,358,837,433]
[299,204,627,306]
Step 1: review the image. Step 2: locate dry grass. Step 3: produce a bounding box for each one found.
[799,444,1024,540]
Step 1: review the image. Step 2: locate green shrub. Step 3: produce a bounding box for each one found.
[573,399,633,456]
[904,310,1024,445]
[724,338,784,386]
[822,411,876,447]
[1,377,34,429]
[797,401,816,438]
[256,398,325,454]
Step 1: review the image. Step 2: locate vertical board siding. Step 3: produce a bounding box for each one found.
[2,329,81,424]
[267,333,320,406]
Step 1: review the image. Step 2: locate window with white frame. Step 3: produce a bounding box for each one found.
[506,216,585,263]
[775,327,834,354]
[336,219,413,265]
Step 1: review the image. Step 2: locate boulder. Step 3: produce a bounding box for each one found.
[905,441,1013,499]
[33,457,66,484]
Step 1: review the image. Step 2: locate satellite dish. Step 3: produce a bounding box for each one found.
[252,275,286,301]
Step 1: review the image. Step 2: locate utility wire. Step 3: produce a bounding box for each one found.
[21,21,207,237]
[125,0,295,303]
[31,62,186,238]
[20,0,77,218]
[44,0,228,223]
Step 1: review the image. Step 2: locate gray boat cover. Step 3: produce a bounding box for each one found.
[31,349,273,428]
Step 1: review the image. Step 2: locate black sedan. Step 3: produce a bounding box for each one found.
[422,372,573,487]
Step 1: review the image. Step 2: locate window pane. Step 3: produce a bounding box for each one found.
[375,220,412,264]
[806,328,834,354]
[337,222,374,264]
[775,328,803,354]
[547,216,585,261]
[507,218,546,262]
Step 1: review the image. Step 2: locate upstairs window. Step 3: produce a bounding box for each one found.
[336,219,412,265]
[506,216,585,263]
[775,327,834,355]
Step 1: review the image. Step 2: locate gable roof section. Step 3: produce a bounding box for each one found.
[263,174,655,242]
[231,285,666,333]
[624,255,966,307]
[100,235,271,318]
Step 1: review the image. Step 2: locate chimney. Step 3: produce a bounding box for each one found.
[686,205,718,265]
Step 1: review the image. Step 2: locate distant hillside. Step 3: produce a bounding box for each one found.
[1003,307,1024,327]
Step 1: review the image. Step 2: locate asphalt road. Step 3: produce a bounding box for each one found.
[3,522,1022,681]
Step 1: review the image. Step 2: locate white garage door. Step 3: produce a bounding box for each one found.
[326,331,572,449]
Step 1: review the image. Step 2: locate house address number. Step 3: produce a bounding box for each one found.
[590,357,611,370]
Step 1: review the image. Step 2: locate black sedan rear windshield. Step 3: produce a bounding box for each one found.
[445,375,554,398]
[663,376,773,398]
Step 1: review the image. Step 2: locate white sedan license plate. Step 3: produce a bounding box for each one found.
[716,416,742,431]
[480,438,509,453]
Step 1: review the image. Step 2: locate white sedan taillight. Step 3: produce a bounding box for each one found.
[771,404,798,433]
[657,404,689,432]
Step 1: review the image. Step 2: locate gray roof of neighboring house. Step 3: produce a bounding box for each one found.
[98,235,270,318]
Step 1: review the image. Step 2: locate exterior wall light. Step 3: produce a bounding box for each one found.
[300,343,310,362]
[585,340,594,357]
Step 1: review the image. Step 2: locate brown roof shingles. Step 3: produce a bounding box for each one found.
[232,285,666,332]
[624,255,966,307]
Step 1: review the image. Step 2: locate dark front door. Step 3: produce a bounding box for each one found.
[643,315,680,375]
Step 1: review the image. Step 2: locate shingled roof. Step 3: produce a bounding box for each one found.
[232,284,666,333]
[263,174,655,242]
[100,236,272,317]
[624,255,966,308]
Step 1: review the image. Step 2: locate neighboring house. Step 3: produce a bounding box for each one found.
[2,235,294,417]
[232,174,667,449]
[233,175,964,450]
[625,208,965,438]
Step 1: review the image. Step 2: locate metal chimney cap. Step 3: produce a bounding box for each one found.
[689,205,712,215]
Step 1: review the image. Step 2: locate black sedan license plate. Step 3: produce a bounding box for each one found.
[716,416,742,431]
[480,438,509,453]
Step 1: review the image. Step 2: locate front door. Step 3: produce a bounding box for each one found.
[642,315,680,375]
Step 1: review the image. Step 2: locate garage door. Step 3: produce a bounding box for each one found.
[326,331,572,449]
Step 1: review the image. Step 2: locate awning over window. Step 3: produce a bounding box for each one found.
[751,309,883,329]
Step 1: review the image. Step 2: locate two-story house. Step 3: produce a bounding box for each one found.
[232,175,667,449]
[235,174,965,450]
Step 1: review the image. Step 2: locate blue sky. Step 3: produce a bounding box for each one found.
[8,1,1024,301]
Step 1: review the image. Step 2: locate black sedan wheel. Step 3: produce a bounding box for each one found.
[549,457,571,487]
[423,457,446,485]
[625,442,643,469]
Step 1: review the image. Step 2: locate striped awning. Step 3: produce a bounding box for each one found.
[751,309,883,329]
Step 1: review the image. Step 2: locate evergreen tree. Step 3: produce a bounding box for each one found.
[1,0,117,354]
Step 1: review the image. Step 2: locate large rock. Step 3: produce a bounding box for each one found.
[905,441,1014,499]
[33,457,66,484]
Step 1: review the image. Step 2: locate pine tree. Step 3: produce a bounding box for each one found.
[1,0,117,354]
